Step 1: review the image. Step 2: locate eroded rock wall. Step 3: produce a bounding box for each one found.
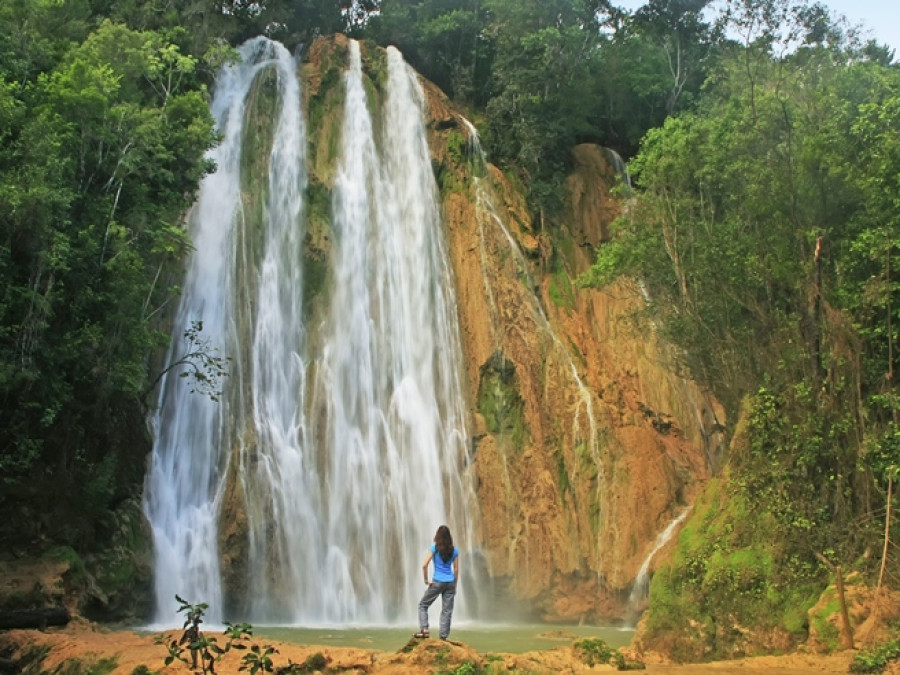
[422,79,724,622]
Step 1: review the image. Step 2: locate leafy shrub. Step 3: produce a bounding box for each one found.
[573,638,614,666]
[301,652,328,671]
[54,656,118,675]
[850,638,900,673]
[573,639,645,670]
[450,662,478,675]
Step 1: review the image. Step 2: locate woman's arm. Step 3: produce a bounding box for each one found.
[453,556,459,582]
[422,551,434,584]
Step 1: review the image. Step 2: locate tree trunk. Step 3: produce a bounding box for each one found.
[835,566,854,650]
[0,606,70,630]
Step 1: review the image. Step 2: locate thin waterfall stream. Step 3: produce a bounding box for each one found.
[626,507,692,624]
[459,118,608,567]
[145,38,479,627]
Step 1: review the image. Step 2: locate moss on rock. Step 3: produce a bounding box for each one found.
[477,352,528,449]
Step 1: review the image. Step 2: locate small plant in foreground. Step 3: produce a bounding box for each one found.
[156,595,253,674]
[450,661,478,675]
[239,644,279,674]
[158,596,331,674]
[300,652,328,671]
[573,638,614,666]
[573,638,645,671]
[239,648,328,674]
[850,637,900,673]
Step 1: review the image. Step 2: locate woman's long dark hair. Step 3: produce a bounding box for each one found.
[434,525,454,563]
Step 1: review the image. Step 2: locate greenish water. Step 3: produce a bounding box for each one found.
[254,624,635,654]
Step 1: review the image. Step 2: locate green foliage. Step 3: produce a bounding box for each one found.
[734,385,860,560]
[370,0,716,216]
[808,593,841,652]
[0,6,218,554]
[6,644,51,675]
[556,446,571,501]
[43,545,87,589]
[302,652,327,671]
[53,655,119,675]
[587,43,900,415]
[851,638,900,673]
[435,128,471,196]
[144,319,230,404]
[548,266,575,310]
[446,129,467,166]
[573,637,614,666]
[156,597,333,674]
[573,638,645,670]
[477,353,528,448]
[585,31,900,654]
[448,661,478,675]
[641,474,827,659]
[368,0,491,105]
[254,0,375,50]
[306,40,346,186]
[239,644,279,674]
[159,595,235,673]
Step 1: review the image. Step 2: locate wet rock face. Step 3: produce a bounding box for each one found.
[423,78,721,622]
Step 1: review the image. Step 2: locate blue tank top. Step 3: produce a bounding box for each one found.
[430,543,458,582]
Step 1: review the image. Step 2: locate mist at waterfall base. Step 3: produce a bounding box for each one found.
[142,35,525,631]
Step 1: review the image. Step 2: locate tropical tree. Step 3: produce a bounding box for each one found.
[0,12,217,548]
[369,0,492,104]
[584,4,900,650]
[631,0,716,113]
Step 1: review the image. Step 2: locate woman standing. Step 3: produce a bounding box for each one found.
[414,525,459,640]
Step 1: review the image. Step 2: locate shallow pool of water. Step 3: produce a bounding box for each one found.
[254,624,635,654]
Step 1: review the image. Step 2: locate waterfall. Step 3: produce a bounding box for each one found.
[306,41,476,624]
[626,507,691,623]
[144,37,300,624]
[145,37,478,626]
[602,147,632,191]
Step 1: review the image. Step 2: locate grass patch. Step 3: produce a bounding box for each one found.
[53,655,118,675]
[850,638,900,673]
[548,267,575,310]
[641,474,827,660]
[573,638,645,670]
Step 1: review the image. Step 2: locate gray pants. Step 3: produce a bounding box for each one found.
[418,581,456,639]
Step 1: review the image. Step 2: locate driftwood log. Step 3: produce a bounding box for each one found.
[0,606,70,630]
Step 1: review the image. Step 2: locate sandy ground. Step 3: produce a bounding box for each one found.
[0,621,870,674]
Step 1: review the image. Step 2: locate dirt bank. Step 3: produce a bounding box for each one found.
[0,622,862,674]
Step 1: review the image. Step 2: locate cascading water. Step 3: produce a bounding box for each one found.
[145,37,479,626]
[626,507,691,623]
[305,41,477,624]
[144,37,301,625]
